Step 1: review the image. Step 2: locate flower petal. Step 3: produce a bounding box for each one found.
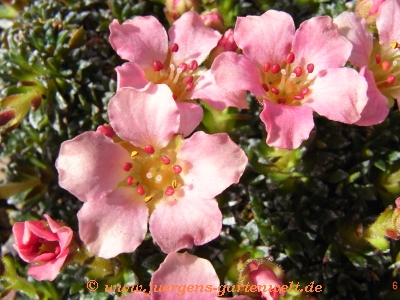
[334,12,373,68]
[376,0,400,45]
[78,187,148,259]
[177,131,248,199]
[151,252,220,300]
[44,214,73,253]
[355,67,389,126]
[192,70,249,110]
[168,11,221,65]
[115,62,149,90]
[260,101,314,150]
[234,10,295,67]
[149,196,222,253]
[304,68,368,124]
[249,266,285,300]
[27,249,69,281]
[109,17,168,71]
[56,131,130,202]
[176,102,203,137]
[109,84,180,149]
[292,16,352,74]
[212,52,264,96]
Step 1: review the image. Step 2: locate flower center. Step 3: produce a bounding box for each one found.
[119,135,184,205]
[149,43,202,102]
[257,52,314,106]
[369,40,400,104]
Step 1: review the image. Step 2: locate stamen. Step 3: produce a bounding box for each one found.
[375,54,381,64]
[189,60,198,71]
[172,94,178,100]
[300,87,310,95]
[271,87,280,95]
[126,176,134,186]
[185,83,194,91]
[185,75,194,84]
[137,186,145,195]
[262,83,269,92]
[391,42,400,49]
[153,60,164,72]
[54,246,60,256]
[145,145,155,154]
[96,125,115,138]
[172,179,178,188]
[155,174,163,182]
[161,155,171,165]
[281,69,287,75]
[306,64,314,73]
[294,94,304,100]
[131,151,138,159]
[263,62,271,72]
[173,165,182,174]
[170,43,179,52]
[123,162,133,171]
[165,186,174,196]
[387,75,395,84]
[179,63,188,72]
[277,98,286,104]
[145,196,153,203]
[293,67,302,77]
[382,61,390,70]
[146,172,153,179]
[271,64,280,74]
[286,52,295,64]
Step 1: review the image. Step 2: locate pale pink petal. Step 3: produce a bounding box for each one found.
[115,62,149,90]
[109,84,180,149]
[168,11,221,65]
[376,0,400,45]
[260,101,314,150]
[56,131,130,202]
[44,214,73,252]
[371,0,387,14]
[234,10,295,67]
[305,68,368,123]
[334,12,373,68]
[395,197,400,208]
[78,187,148,259]
[149,197,222,253]
[355,67,389,125]
[27,249,69,281]
[212,52,264,96]
[191,70,249,110]
[109,17,168,71]
[151,252,219,300]
[292,16,352,75]
[176,102,203,137]
[177,131,248,199]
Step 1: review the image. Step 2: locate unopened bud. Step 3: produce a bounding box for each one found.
[207,29,238,65]
[355,0,386,28]
[201,11,225,33]
[164,0,198,24]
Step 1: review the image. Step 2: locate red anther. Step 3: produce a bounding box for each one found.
[262,83,269,92]
[387,75,395,84]
[165,186,174,196]
[382,61,390,70]
[277,98,286,104]
[126,176,134,186]
[375,54,381,64]
[173,165,182,174]
[96,125,115,138]
[137,185,145,195]
[306,64,314,73]
[294,94,304,100]
[170,43,179,52]
[300,87,310,95]
[185,75,194,84]
[270,87,280,95]
[271,64,280,74]
[123,162,133,171]
[54,246,60,255]
[286,52,295,64]
[144,145,155,154]
[172,94,178,100]
[186,83,194,91]
[293,67,302,77]
[153,60,164,72]
[161,155,171,165]
[263,62,271,72]
[0,110,15,126]
[179,63,188,72]
[189,60,198,71]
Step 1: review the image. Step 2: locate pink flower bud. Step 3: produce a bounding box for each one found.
[164,0,198,24]
[207,29,238,65]
[355,0,386,27]
[201,11,225,33]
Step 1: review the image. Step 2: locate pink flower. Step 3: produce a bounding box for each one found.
[109,11,247,137]
[334,0,400,122]
[118,252,251,300]
[12,214,73,281]
[56,84,247,258]
[212,11,368,149]
[248,265,284,300]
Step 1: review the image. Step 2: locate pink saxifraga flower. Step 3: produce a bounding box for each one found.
[12,214,73,281]
[56,84,248,258]
[212,10,368,150]
[334,0,400,122]
[118,252,251,300]
[109,11,247,137]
